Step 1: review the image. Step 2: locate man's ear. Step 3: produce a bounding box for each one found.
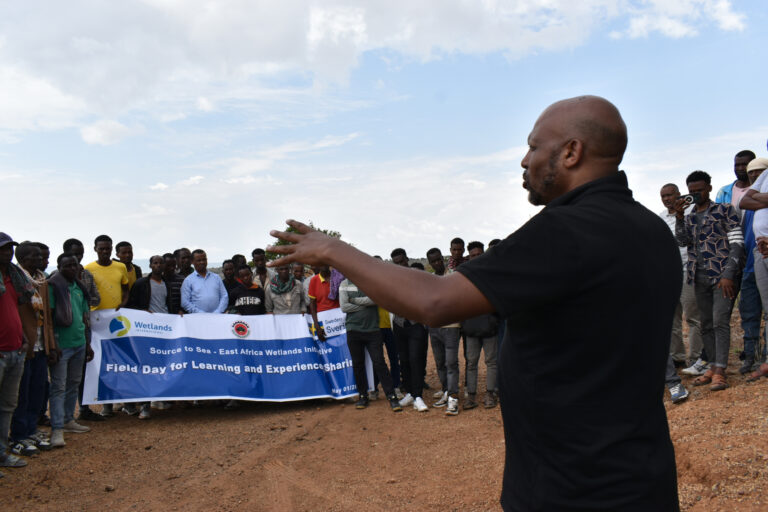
[562,139,583,169]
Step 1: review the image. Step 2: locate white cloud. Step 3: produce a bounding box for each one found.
[180,175,204,186]
[616,0,744,39]
[0,66,86,136]
[196,97,214,111]
[80,120,133,145]
[200,133,360,181]
[0,1,747,140]
[149,182,168,190]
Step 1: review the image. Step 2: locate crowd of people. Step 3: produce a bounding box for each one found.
[659,151,768,404]
[0,234,505,476]
[2,148,768,483]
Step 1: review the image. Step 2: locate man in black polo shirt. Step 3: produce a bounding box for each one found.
[267,95,680,511]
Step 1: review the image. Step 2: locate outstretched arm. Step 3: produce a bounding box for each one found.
[268,220,493,327]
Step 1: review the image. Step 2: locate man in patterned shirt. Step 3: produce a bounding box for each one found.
[675,170,744,391]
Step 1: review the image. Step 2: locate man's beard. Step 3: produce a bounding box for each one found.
[527,153,559,206]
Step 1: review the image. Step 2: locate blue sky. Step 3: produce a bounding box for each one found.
[1,1,766,265]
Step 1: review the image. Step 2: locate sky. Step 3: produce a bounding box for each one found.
[2,0,767,265]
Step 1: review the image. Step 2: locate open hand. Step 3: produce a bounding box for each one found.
[268,220,340,267]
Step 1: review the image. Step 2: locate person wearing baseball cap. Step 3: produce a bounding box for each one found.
[0,232,37,473]
[738,157,768,380]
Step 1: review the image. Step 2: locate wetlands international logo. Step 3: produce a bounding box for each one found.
[232,321,250,338]
[109,316,131,337]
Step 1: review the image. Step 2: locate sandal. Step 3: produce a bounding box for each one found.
[748,363,768,382]
[693,368,714,386]
[710,373,728,391]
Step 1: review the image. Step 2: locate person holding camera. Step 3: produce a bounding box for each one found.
[674,170,744,391]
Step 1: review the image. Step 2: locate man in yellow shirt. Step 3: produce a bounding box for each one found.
[83,235,129,418]
[84,235,129,311]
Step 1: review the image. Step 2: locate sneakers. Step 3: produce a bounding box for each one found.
[388,395,403,412]
[432,389,445,399]
[399,393,414,407]
[78,407,105,422]
[484,391,498,409]
[0,454,28,468]
[30,431,52,451]
[413,397,429,412]
[433,391,448,408]
[394,387,404,400]
[355,397,369,409]
[63,420,90,433]
[99,404,115,417]
[50,429,65,448]
[463,393,478,410]
[122,404,139,416]
[669,383,689,404]
[681,358,709,376]
[445,396,459,416]
[138,405,151,420]
[10,439,39,457]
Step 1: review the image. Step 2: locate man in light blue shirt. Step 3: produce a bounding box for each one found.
[181,250,228,313]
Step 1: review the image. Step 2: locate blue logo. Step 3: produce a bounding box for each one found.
[109,316,131,337]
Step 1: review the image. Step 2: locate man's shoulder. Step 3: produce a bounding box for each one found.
[717,181,735,193]
[134,276,151,287]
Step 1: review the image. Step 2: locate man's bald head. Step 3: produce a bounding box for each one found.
[538,95,627,165]
[521,96,628,205]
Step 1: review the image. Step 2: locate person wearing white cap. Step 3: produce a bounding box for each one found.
[738,157,768,379]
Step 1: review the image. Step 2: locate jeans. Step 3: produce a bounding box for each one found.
[694,273,737,368]
[466,335,498,394]
[373,327,400,390]
[753,249,768,363]
[49,345,86,430]
[11,350,48,441]
[393,322,428,398]
[670,277,702,362]
[346,330,394,397]
[664,354,681,388]
[429,327,460,395]
[740,271,764,362]
[0,350,26,455]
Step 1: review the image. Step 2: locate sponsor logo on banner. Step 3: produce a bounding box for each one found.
[309,320,324,339]
[109,316,131,337]
[109,314,173,337]
[232,321,250,338]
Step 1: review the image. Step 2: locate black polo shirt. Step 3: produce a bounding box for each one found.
[458,171,681,511]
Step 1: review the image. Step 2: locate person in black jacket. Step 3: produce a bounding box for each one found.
[125,255,182,418]
[460,241,498,409]
[126,256,170,313]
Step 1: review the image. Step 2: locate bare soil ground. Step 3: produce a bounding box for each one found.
[3,311,767,511]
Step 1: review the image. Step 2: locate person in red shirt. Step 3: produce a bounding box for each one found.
[307,265,339,340]
[0,232,36,471]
